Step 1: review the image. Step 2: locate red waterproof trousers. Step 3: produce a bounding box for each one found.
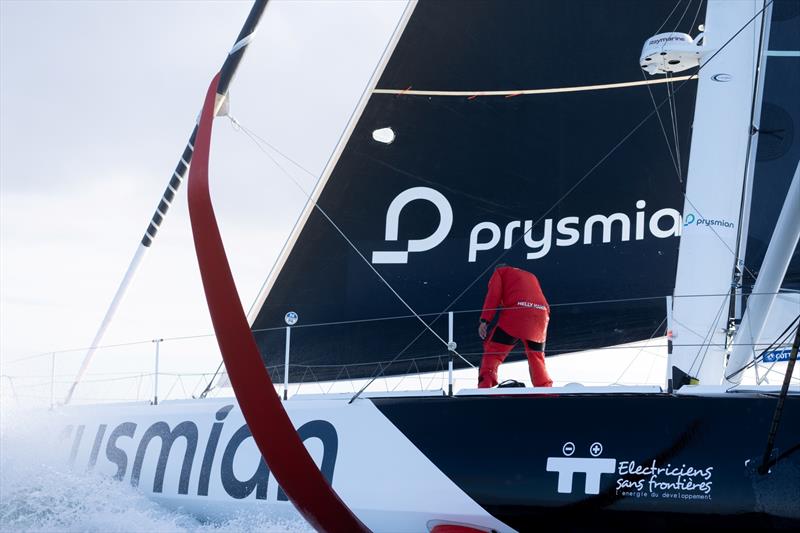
[478,327,553,388]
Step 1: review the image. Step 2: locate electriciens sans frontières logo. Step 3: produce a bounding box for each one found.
[545,440,714,501]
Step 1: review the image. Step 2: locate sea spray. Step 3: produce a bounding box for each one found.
[0,406,312,533]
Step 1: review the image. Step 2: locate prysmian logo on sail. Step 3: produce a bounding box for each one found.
[683,213,735,229]
[371,187,683,264]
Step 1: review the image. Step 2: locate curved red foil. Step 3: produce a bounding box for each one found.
[187,73,369,533]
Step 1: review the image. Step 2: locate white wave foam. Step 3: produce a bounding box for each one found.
[0,406,312,533]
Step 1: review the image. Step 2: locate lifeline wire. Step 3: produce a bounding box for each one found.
[725,314,800,382]
[8,291,786,365]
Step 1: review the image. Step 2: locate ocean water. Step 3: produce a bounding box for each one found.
[0,407,313,533]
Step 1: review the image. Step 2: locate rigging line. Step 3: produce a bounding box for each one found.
[666,72,683,182]
[726,314,800,380]
[611,316,667,385]
[233,121,473,368]
[681,193,759,281]
[641,88,760,281]
[757,321,800,475]
[10,290,787,365]
[642,69,681,179]
[670,315,714,345]
[199,360,224,399]
[687,292,729,376]
[657,0,686,34]
[372,75,695,97]
[688,0,705,35]
[745,323,798,379]
[758,364,800,385]
[670,0,695,34]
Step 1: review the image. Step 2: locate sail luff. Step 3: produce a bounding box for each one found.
[729,0,774,327]
[246,0,419,326]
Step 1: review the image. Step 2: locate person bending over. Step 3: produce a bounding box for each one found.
[478,264,553,388]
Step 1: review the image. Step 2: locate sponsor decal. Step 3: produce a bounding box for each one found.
[371,187,453,264]
[517,300,547,311]
[61,406,338,502]
[647,35,688,46]
[683,213,735,229]
[546,441,615,495]
[763,347,793,363]
[372,188,683,264]
[547,441,715,501]
[285,311,299,326]
[711,73,732,82]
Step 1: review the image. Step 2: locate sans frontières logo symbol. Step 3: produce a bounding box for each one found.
[546,441,617,495]
[371,187,453,264]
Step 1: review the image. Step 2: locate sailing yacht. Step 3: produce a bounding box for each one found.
[52,0,799,531]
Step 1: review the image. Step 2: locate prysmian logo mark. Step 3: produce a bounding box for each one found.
[684,213,735,229]
[371,187,683,264]
[371,187,453,264]
[711,73,732,82]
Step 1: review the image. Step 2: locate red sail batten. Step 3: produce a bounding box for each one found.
[187,72,369,533]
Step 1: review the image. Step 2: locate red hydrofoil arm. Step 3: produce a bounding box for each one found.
[187,73,369,533]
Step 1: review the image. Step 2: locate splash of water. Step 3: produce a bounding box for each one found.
[0,406,313,533]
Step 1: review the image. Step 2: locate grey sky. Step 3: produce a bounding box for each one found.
[1,0,407,391]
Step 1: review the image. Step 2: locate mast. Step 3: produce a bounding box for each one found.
[727,0,773,339]
[669,0,767,385]
[64,0,269,405]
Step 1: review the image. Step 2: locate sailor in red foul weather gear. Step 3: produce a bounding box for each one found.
[478,265,553,388]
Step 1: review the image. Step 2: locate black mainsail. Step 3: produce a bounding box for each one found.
[250,0,706,381]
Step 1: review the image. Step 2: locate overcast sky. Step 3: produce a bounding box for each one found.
[1,0,408,398]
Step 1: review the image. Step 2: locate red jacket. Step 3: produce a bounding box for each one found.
[480,266,549,342]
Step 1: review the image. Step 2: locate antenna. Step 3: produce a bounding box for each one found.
[64,0,269,405]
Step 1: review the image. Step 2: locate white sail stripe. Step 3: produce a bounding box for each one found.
[180,158,190,168]
[229,33,254,55]
[168,184,178,195]
[157,208,167,218]
[373,75,696,97]
[188,142,195,150]
[173,170,184,181]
